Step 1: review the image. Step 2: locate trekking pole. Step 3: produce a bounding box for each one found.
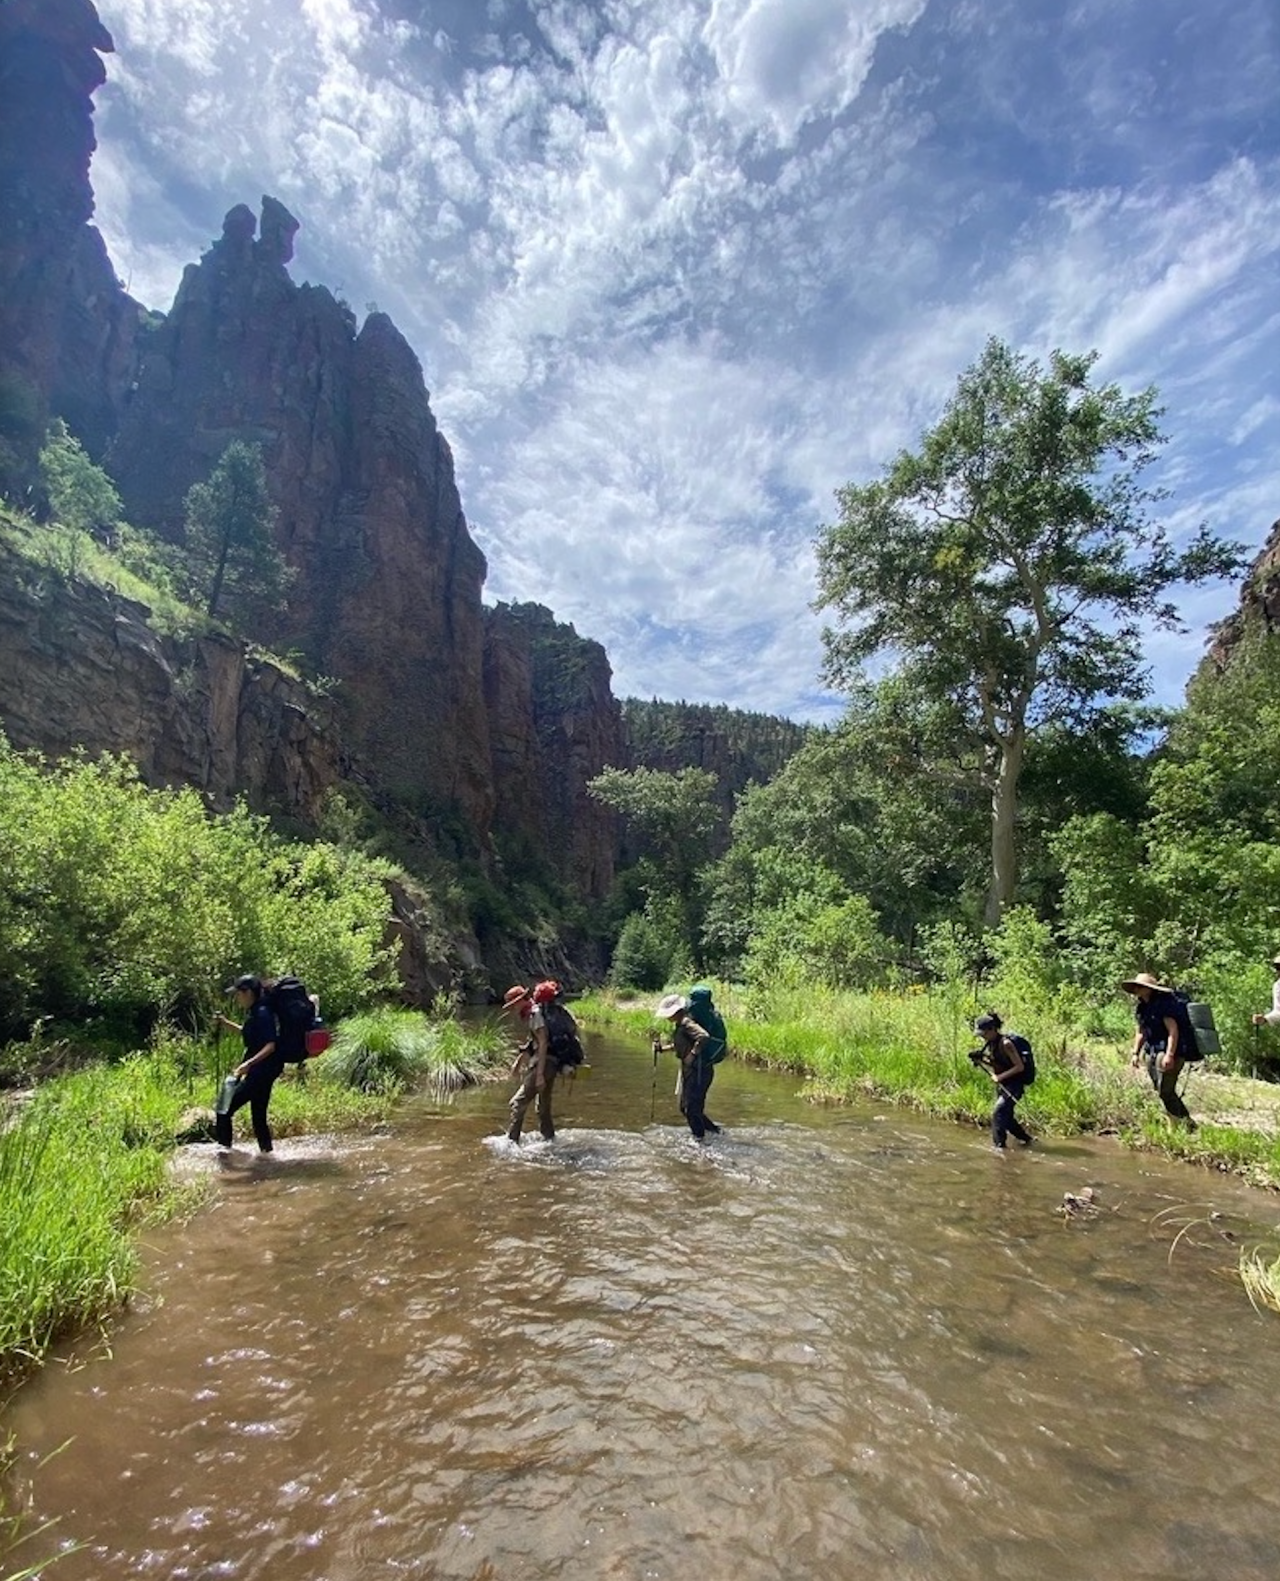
[650,1035,660,1122]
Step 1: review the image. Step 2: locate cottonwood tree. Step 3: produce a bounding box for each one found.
[182,441,292,622]
[815,337,1243,927]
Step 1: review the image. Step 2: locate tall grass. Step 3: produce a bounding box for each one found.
[0,1032,400,1385]
[314,1006,507,1095]
[576,983,1280,1184]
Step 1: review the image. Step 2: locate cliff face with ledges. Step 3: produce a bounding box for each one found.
[0,1,141,487]
[0,541,344,825]
[109,200,494,835]
[483,603,626,903]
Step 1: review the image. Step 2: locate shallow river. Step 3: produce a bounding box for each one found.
[7,1027,1280,1580]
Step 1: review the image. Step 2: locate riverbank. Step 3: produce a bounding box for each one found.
[577,985,1280,1313]
[575,987,1280,1186]
[0,1015,511,1394]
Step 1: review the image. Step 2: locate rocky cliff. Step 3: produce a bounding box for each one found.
[483,603,626,903]
[0,0,142,488]
[1208,518,1280,664]
[109,200,495,837]
[0,539,343,825]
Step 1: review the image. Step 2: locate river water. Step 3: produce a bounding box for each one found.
[7,1028,1280,1580]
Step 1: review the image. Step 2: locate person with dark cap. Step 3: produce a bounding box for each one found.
[502,983,557,1143]
[213,974,283,1153]
[972,1011,1033,1151]
[1122,971,1197,1131]
[1251,955,1280,1030]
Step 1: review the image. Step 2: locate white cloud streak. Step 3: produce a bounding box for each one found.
[90,0,1280,719]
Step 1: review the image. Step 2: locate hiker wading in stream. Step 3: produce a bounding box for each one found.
[972,1011,1033,1152]
[503,982,560,1143]
[654,992,721,1140]
[1123,971,1198,1132]
[213,974,283,1153]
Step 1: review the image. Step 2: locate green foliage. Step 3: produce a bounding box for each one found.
[1049,632,1280,1066]
[816,337,1244,924]
[589,765,720,969]
[0,737,396,1039]
[742,893,889,992]
[316,1005,504,1094]
[608,903,692,992]
[0,1035,397,1385]
[38,419,121,536]
[181,441,292,622]
[623,698,809,805]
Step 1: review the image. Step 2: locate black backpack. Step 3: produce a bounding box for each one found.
[267,975,319,1063]
[542,1000,585,1068]
[1007,1033,1037,1087]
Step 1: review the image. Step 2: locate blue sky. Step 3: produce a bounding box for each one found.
[89,0,1279,721]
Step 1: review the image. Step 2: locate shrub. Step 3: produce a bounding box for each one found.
[317,1006,504,1094]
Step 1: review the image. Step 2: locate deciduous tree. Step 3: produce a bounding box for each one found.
[816,337,1243,926]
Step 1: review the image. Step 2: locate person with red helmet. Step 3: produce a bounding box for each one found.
[502,980,575,1143]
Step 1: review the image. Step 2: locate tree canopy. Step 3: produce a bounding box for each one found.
[182,441,292,622]
[815,337,1243,925]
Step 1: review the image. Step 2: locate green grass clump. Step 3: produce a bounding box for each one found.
[315,1005,506,1095]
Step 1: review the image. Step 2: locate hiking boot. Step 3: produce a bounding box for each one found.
[506,1125,522,1143]
[539,1127,556,1141]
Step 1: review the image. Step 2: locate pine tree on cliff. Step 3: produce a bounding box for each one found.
[182,442,292,622]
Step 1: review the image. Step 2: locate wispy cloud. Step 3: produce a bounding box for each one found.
[91,0,1280,720]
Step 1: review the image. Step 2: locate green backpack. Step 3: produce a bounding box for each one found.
[687,986,728,1064]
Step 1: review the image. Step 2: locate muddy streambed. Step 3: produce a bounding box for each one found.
[6,1027,1280,1580]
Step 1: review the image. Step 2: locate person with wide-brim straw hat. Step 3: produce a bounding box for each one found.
[653,992,721,1140]
[1121,971,1197,1131]
[1251,956,1280,1030]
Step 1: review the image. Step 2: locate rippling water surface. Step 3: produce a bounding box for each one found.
[8,1029,1280,1580]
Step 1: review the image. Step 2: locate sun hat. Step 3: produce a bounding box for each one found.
[532,980,560,1004]
[225,973,261,994]
[974,1013,1001,1033]
[1272,955,1280,968]
[503,984,530,1008]
[655,992,688,1019]
[1119,972,1170,994]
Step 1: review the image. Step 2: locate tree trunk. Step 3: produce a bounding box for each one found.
[983,723,1025,929]
[206,532,231,619]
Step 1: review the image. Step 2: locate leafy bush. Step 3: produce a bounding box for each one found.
[0,737,397,1040]
[609,910,674,992]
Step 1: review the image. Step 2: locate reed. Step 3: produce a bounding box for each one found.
[1240,1247,1280,1315]
[0,1034,397,1384]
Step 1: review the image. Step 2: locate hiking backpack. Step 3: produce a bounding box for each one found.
[1171,991,1218,1061]
[541,999,586,1068]
[267,975,323,1063]
[687,985,729,1064]
[1007,1032,1036,1087]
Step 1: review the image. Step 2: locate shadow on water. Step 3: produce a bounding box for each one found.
[6,1025,1280,1580]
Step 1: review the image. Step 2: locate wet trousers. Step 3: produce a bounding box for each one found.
[992,1081,1031,1149]
[214,1067,278,1152]
[679,1056,719,1139]
[508,1062,557,1140]
[1145,1049,1193,1121]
